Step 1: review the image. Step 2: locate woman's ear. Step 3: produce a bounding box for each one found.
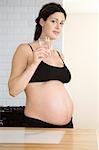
[39,18,45,27]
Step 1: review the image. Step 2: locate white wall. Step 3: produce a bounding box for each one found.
[63,2,98,128]
[98,14,99,129]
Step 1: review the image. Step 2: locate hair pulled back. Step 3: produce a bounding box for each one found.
[34,2,66,41]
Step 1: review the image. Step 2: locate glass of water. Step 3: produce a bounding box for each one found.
[39,37,51,50]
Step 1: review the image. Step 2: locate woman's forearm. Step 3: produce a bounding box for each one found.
[8,62,38,97]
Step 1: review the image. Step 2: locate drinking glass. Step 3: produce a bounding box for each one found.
[39,37,51,50]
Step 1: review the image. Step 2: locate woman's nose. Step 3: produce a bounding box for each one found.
[56,23,61,30]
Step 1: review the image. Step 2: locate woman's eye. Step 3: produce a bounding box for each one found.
[60,22,64,26]
[51,20,56,23]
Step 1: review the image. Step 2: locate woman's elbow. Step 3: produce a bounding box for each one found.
[8,87,17,97]
[8,82,17,97]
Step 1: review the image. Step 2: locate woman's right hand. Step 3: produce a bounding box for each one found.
[32,47,50,64]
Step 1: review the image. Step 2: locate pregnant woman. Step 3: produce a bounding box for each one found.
[8,2,74,128]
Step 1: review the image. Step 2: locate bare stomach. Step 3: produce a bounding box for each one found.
[24,81,73,125]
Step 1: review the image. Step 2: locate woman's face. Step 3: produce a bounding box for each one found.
[40,12,65,40]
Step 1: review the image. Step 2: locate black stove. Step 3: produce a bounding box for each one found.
[0,106,25,127]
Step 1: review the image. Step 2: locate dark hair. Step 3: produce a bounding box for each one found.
[34,2,67,41]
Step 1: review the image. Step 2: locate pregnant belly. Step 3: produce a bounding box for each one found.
[25,81,73,125]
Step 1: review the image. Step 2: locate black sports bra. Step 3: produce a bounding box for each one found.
[28,44,71,83]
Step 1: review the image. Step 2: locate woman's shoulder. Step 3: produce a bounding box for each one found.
[14,42,32,57]
[15,43,30,51]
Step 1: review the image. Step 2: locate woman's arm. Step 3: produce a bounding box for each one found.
[8,44,39,97]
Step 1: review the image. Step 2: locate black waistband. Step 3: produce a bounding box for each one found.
[23,115,73,128]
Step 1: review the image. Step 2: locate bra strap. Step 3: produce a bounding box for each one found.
[57,51,65,64]
[28,43,33,51]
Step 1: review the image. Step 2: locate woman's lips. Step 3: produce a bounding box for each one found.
[53,31,60,35]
